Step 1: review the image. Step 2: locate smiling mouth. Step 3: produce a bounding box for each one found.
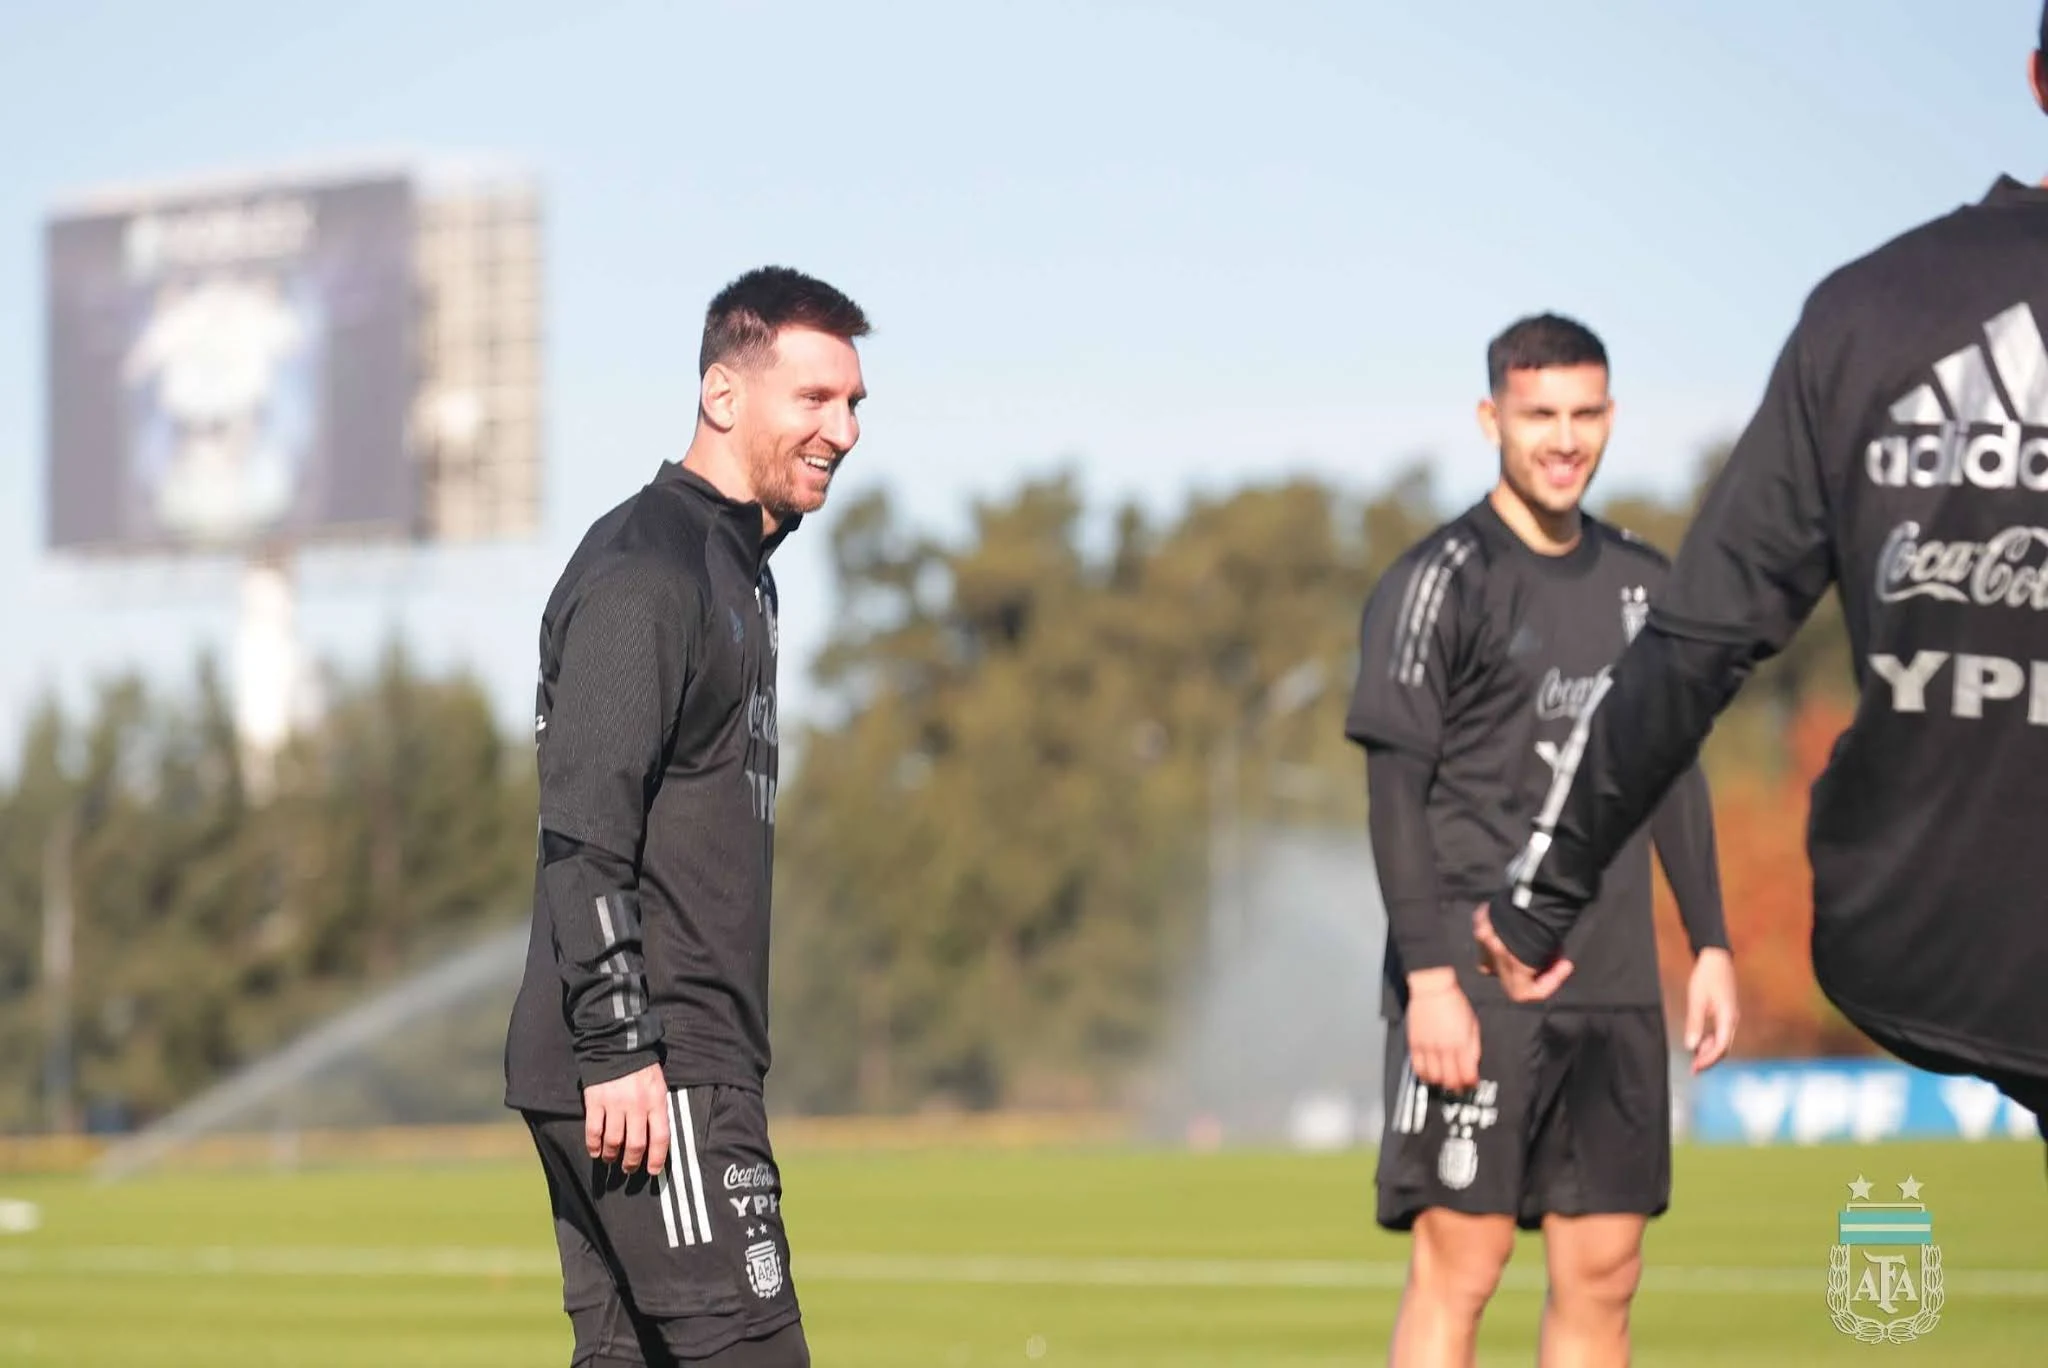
[800,455,834,473]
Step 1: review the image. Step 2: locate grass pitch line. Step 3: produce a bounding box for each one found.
[0,1246,2041,1297]
[799,1254,2048,1298]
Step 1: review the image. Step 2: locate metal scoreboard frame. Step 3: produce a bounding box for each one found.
[412,166,544,546]
[44,155,543,556]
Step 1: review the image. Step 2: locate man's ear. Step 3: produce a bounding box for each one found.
[700,363,739,432]
[1476,395,1502,447]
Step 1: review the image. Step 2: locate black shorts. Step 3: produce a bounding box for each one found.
[525,1084,806,1367]
[1377,1004,1671,1233]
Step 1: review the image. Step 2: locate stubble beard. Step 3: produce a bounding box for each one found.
[745,436,806,524]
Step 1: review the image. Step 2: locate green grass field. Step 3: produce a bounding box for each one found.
[0,1140,2042,1366]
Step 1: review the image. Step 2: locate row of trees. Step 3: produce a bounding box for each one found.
[0,449,1868,1132]
[0,651,533,1133]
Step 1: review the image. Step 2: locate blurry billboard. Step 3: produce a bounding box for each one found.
[45,162,541,554]
[47,173,417,552]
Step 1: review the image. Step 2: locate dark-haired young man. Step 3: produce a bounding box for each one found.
[1476,9,2048,1162]
[505,266,870,1367]
[1346,315,1738,1366]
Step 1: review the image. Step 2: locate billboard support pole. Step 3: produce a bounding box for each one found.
[234,544,300,803]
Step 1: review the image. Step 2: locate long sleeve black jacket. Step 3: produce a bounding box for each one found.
[506,463,793,1113]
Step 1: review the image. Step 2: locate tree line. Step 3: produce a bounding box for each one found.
[0,451,1866,1133]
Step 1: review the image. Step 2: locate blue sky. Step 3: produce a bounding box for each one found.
[1,0,2043,763]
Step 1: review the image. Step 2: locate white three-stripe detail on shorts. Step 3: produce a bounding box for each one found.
[1398,1057,1428,1135]
[677,1088,714,1244]
[661,1091,695,1247]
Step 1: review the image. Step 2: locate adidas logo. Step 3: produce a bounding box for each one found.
[1866,301,2048,491]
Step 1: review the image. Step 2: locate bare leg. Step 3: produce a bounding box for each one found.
[1387,1208,1517,1368]
[1537,1213,1646,1368]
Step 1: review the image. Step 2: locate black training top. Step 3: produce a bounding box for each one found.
[1347,497,1728,1015]
[506,463,792,1115]
[1489,176,2048,1084]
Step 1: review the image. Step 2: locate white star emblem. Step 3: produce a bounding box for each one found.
[1899,1176,1923,1201]
[1848,1176,1873,1200]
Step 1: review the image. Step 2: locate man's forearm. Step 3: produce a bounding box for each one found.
[539,829,664,1086]
[1366,744,1456,977]
[1650,762,1731,955]
[1492,625,1754,967]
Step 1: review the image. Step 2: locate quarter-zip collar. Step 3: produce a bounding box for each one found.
[655,461,804,569]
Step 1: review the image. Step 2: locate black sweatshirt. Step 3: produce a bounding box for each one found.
[1347,498,1728,1016]
[1488,175,2048,1084]
[505,463,793,1114]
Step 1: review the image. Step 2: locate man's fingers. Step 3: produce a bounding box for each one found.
[648,1097,671,1175]
[1412,1030,1484,1092]
[1455,1032,1481,1092]
[1684,995,1706,1052]
[601,1105,626,1164]
[1532,958,1573,996]
[1706,1004,1738,1070]
[1690,1000,1732,1072]
[1471,907,1500,963]
[1421,1043,1459,1090]
[585,1105,607,1161]
[621,1108,649,1174]
[1472,907,1558,1001]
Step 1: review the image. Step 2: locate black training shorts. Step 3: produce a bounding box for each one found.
[525,1083,805,1366]
[1376,1003,1671,1232]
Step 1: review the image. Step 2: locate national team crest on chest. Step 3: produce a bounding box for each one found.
[1620,585,1648,642]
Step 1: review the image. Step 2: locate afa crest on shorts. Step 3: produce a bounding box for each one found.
[745,1234,785,1299]
[1827,1176,1942,1344]
[1435,1080,1499,1192]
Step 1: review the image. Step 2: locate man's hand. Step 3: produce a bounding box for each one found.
[583,1063,670,1175]
[1683,947,1739,1074]
[1472,903,1575,1002]
[1405,968,1482,1091]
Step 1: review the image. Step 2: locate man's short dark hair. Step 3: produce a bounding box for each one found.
[2039,0,2046,54]
[1486,313,1609,394]
[699,266,871,376]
